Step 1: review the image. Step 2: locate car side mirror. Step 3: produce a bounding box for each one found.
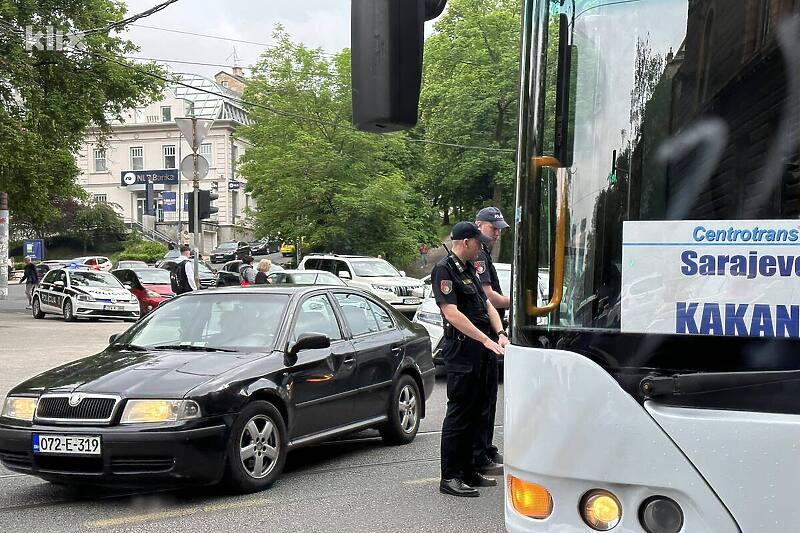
[109,334,119,345]
[338,271,351,279]
[285,333,331,366]
[399,270,406,277]
[123,283,132,290]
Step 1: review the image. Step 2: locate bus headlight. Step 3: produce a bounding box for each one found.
[581,490,622,530]
[639,496,683,533]
[507,475,553,519]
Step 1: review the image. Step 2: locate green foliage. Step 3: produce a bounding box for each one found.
[0,1,166,227]
[239,29,438,267]
[417,0,522,220]
[118,233,166,263]
[71,202,126,252]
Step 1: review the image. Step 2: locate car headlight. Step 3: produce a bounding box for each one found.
[371,284,395,292]
[120,399,201,424]
[416,311,443,327]
[145,289,161,298]
[2,397,38,421]
[76,294,95,302]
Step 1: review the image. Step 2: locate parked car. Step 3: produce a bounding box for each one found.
[299,254,425,316]
[0,286,435,492]
[267,269,346,286]
[33,260,66,279]
[209,241,251,264]
[157,259,216,289]
[162,249,181,261]
[68,256,113,272]
[216,260,285,287]
[413,264,549,369]
[280,242,296,257]
[116,260,149,270]
[113,268,174,315]
[249,237,280,255]
[31,268,140,322]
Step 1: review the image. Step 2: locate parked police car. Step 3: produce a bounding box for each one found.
[32,268,140,322]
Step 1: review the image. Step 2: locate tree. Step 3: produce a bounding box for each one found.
[417,0,522,225]
[239,29,437,267]
[0,1,165,225]
[72,202,126,253]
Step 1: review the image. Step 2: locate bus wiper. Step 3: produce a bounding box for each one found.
[640,370,800,398]
[152,345,237,353]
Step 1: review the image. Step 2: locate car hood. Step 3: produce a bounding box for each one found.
[360,276,425,287]
[418,297,440,314]
[10,348,266,398]
[73,286,134,302]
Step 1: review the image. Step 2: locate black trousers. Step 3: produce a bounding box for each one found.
[473,355,499,465]
[440,336,489,480]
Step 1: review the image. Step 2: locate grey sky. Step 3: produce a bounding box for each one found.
[122,0,352,78]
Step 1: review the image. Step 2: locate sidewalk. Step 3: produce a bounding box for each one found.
[404,241,451,279]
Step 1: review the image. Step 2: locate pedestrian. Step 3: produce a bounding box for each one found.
[255,258,272,284]
[7,256,13,280]
[173,245,197,294]
[472,207,512,477]
[19,256,39,309]
[432,222,508,498]
[420,244,430,266]
[239,256,256,286]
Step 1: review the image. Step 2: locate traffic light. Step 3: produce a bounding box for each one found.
[187,189,219,233]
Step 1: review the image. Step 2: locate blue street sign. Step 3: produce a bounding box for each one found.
[23,240,44,261]
[162,191,177,212]
[228,181,241,190]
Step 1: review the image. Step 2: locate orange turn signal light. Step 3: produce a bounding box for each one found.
[508,475,553,519]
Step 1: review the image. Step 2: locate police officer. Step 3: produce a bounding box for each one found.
[472,207,511,475]
[433,221,508,497]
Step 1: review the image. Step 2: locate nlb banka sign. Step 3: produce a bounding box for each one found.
[24,26,87,52]
[622,220,800,338]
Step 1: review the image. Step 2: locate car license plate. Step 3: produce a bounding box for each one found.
[403,298,421,305]
[33,434,101,455]
[104,305,124,311]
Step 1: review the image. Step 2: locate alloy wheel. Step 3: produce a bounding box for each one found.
[398,384,418,434]
[239,414,279,479]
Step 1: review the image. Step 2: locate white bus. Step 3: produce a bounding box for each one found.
[351,1,800,531]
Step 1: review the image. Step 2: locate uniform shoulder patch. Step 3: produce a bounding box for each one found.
[440,280,453,295]
[474,260,485,275]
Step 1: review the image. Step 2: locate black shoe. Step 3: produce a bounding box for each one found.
[439,478,480,497]
[477,460,504,476]
[489,452,504,465]
[463,472,498,487]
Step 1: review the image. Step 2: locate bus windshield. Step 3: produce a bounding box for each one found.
[516,0,800,339]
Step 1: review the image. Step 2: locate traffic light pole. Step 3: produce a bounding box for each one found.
[192,118,200,289]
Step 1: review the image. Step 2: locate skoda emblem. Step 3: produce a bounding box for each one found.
[68,393,85,407]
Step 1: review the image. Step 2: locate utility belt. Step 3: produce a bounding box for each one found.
[443,316,491,340]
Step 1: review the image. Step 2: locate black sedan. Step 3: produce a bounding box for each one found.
[0,286,435,492]
[209,241,251,264]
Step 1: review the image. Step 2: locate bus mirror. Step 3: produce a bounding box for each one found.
[351,0,447,132]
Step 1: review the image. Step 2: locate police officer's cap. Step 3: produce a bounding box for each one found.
[476,206,510,229]
[451,221,492,243]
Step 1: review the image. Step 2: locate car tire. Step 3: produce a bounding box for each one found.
[223,401,287,494]
[32,297,44,319]
[62,299,76,322]
[379,374,421,445]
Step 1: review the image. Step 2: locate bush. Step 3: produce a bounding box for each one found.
[118,240,167,264]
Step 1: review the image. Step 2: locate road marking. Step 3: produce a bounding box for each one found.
[403,477,440,485]
[85,498,269,529]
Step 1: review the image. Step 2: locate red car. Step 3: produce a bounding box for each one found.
[113,268,174,315]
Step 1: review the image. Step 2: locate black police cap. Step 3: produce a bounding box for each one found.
[451,221,492,243]
[476,206,510,229]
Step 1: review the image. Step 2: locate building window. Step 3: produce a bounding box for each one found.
[222,80,229,88]
[93,148,107,172]
[130,146,144,170]
[200,143,213,166]
[161,106,172,122]
[163,145,176,169]
[93,194,107,204]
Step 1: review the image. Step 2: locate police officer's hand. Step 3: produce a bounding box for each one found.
[498,335,509,349]
[483,337,504,356]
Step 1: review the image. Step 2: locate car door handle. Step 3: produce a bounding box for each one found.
[391,345,403,356]
[343,355,356,366]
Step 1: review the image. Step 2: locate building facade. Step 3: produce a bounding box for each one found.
[76,71,253,251]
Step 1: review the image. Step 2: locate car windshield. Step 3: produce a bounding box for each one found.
[349,260,401,277]
[70,271,122,288]
[118,293,290,351]
[218,242,237,250]
[134,269,172,285]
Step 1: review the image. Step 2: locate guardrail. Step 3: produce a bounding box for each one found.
[123,219,173,246]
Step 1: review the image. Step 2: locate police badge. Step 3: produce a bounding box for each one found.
[475,261,485,275]
[440,280,453,295]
